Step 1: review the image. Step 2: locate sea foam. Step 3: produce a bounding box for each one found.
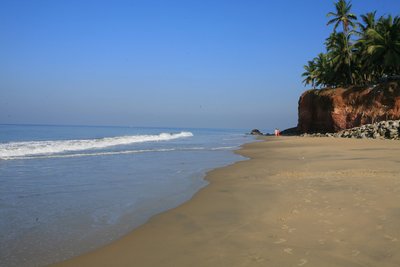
[0,132,193,160]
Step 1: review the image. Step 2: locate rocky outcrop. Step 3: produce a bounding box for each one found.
[298,81,400,133]
[250,129,263,135]
[302,120,400,140]
[280,127,301,136]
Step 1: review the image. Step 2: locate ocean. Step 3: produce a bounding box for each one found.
[0,124,252,267]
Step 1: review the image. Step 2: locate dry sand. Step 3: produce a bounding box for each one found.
[53,137,400,267]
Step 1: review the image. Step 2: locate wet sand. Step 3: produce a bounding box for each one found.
[53,137,400,267]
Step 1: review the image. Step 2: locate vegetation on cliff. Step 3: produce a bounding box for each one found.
[302,0,400,88]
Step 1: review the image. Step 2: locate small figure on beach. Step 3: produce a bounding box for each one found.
[274,128,281,136]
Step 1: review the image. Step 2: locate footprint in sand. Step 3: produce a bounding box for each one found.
[335,236,349,243]
[280,224,296,233]
[283,248,293,254]
[291,209,300,214]
[352,250,360,256]
[274,238,287,244]
[250,255,264,263]
[247,252,264,263]
[298,258,308,266]
[384,235,398,242]
[379,215,387,221]
[279,217,287,223]
[319,219,333,225]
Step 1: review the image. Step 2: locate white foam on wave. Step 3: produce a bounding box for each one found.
[0,132,193,160]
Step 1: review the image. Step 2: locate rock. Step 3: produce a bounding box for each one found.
[373,132,381,139]
[250,129,263,135]
[302,120,400,140]
[280,127,300,136]
[298,81,400,133]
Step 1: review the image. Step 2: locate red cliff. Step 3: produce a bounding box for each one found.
[298,81,400,133]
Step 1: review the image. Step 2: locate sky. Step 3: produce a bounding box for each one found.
[1,0,398,131]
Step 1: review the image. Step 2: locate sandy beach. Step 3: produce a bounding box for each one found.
[53,137,400,267]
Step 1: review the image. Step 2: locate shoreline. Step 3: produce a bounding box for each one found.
[53,137,400,267]
[0,127,250,267]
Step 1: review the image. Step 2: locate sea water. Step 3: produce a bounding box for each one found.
[0,124,252,267]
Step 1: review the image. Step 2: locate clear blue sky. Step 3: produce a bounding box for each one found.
[1,0,398,131]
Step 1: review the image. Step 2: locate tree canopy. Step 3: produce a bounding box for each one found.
[302,0,400,88]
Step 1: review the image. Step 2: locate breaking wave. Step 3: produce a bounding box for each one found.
[0,132,193,160]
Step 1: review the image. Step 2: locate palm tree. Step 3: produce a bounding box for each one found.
[313,53,335,88]
[326,0,358,85]
[354,11,378,84]
[326,32,354,85]
[302,55,332,88]
[327,0,358,35]
[363,15,400,76]
[358,11,377,34]
[302,60,317,87]
[303,0,399,88]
